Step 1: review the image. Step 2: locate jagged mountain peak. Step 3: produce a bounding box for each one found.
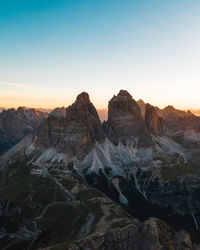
[111,89,133,102]
[108,90,139,112]
[76,91,90,103]
[161,105,193,119]
[36,91,105,159]
[49,106,66,118]
[0,107,47,153]
[118,89,132,96]
[137,99,145,104]
[165,105,175,109]
[103,90,151,145]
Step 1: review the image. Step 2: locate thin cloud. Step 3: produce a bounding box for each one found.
[2,82,46,91]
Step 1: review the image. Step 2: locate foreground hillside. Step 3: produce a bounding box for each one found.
[0,159,199,250]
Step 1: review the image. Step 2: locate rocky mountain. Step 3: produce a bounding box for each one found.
[49,107,108,121]
[0,90,200,249]
[36,92,105,160]
[137,99,146,118]
[145,103,163,135]
[161,107,200,135]
[0,107,48,153]
[137,100,200,135]
[103,90,151,146]
[160,105,188,119]
[49,106,66,118]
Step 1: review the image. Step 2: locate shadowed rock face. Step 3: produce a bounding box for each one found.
[145,103,163,135]
[49,106,66,118]
[103,90,151,145]
[66,92,105,144]
[164,111,200,134]
[161,105,187,119]
[137,99,146,118]
[36,92,105,159]
[0,107,47,153]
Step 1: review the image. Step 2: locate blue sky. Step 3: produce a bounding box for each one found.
[0,0,200,109]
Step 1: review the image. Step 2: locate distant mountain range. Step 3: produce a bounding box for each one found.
[0,107,48,152]
[1,104,199,119]
[0,91,200,249]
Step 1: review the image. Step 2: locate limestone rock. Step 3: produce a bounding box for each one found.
[103,90,151,146]
[36,92,105,159]
[0,107,47,152]
[49,106,66,118]
[145,103,163,135]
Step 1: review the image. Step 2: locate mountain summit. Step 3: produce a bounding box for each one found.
[75,91,91,103]
[103,90,151,145]
[36,92,104,159]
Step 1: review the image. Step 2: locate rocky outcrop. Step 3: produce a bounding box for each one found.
[49,106,66,117]
[164,111,200,134]
[0,107,47,153]
[103,90,151,146]
[137,99,146,118]
[145,103,163,135]
[160,105,187,119]
[36,92,105,159]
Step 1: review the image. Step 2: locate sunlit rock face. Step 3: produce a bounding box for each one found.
[145,103,163,135]
[0,107,47,153]
[103,90,151,146]
[137,99,146,118]
[36,92,105,159]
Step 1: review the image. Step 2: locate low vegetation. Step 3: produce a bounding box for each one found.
[161,163,200,181]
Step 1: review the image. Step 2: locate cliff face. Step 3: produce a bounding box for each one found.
[164,111,200,134]
[103,90,151,146]
[36,92,105,159]
[0,107,47,153]
[145,103,163,135]
[137,99,146,118]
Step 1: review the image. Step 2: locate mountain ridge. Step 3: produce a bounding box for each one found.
[0,90,200,249]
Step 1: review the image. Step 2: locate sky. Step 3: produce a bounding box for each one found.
[0,0,200,109]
